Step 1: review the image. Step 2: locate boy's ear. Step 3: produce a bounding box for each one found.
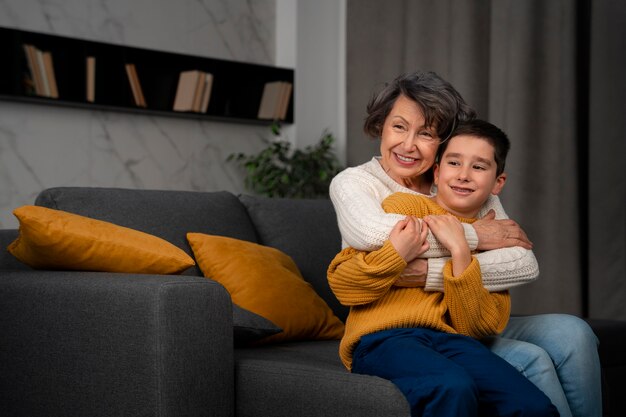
[433,163,440,185]
[491,173,507,195]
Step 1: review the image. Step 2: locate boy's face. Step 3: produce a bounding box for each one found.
[433,134,506,218]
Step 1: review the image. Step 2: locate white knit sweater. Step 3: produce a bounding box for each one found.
[329,157,539,292]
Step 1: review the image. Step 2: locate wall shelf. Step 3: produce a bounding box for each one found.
[0,27,294,124]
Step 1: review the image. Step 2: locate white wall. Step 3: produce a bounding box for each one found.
[294,0,346,162]
[275,0,346,161]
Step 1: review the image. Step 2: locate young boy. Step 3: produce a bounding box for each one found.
[327,119,556,417]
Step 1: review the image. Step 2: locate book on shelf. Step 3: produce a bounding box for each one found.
[35,50,50,97]
[257,81,292,120]
[22,44,42,96]
[173,70,213,113]
[199,72,214,113]
[22,44,58,99]
[86,56,96,103]
[276,82,292,121]
[42,52,59,99]
[125,63,147,108]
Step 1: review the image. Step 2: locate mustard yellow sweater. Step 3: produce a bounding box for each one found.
[327,192,511,370]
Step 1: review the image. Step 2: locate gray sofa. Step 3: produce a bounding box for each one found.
[0,187,624,417]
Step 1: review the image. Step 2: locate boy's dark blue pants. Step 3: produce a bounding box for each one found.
[352,328,559,417]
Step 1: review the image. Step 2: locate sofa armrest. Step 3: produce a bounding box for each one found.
[0,271,234,417]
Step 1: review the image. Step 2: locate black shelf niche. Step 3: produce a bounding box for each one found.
[0,26,294,124]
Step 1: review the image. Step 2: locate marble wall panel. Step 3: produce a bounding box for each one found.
[0,0,276,227]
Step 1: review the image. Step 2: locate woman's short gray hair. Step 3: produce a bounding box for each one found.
[363,71,476,141]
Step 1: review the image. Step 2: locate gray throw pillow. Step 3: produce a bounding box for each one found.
[233,304,282,346]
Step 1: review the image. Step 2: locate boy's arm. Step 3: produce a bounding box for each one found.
[327,215,428,306]
[442,257,511,338]
[327,242,406,306]
[423,214,510,338]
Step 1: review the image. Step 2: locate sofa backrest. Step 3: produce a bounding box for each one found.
[32,187,349,321]
[240,195,349,322]
[35,187,259,276]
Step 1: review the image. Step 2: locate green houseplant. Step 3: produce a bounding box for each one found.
[228,124,343,198]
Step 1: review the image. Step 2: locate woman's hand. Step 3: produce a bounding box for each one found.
[395,258,428,287]
[472,210,533,250]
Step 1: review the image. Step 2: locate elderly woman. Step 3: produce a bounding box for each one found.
[329,71,601,417]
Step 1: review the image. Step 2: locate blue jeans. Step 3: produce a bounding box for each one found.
[352,327,558,417]
[484,314,602,417]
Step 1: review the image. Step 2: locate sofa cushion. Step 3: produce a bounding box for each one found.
[36,187,258,276]
[187,233,345,344]
[235,340,410,417]
[239,195,349,322]
[233,305,282,346]
[8,205,195,274]
[0,230,31,271]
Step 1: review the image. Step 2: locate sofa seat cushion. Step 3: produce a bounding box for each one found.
[36,187,258,276]
[585,318,626,417]
[234,340,409,417]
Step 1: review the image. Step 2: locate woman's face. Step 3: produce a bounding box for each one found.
[379,95,440,189]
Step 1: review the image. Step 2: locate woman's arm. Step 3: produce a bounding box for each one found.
[330,170,537,292]
[425,247,539,292]
[330,168,478,253]
[382,193,539,292]
[329,169,405,251]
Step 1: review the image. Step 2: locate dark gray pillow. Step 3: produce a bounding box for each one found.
[233,304,282,346]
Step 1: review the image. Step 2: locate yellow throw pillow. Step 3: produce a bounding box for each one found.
[187,233,345,343]
[8,205,195,274]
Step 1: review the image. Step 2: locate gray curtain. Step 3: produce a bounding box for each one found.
[346,0,626,319]
[588,0,626,320]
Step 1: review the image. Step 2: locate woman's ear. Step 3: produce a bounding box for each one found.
[491,173,507,195]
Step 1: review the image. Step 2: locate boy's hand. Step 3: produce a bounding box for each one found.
[389,216,429,263]
[423,215,472,276]
[423,215,466,253]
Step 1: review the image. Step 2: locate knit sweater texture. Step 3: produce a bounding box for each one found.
[327,192,511,370]
[329,157,539,292]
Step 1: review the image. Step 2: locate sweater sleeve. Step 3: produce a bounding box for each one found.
[425,247,539,292]
[326,241,406,306]
[330,169,405,251]
[442,257,511,338]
